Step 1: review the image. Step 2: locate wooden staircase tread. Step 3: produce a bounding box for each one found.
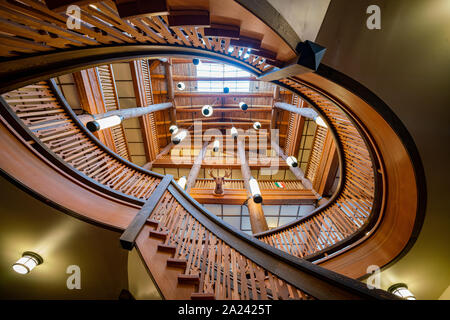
[191,293,216,300]
[149,230,168,240]
[146,219,159,227]
[157,243,177,254]
[178,274,200,285]
[167,258,187,269]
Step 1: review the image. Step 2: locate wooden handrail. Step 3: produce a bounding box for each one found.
[254,78,383,262]
[0,80,395,300]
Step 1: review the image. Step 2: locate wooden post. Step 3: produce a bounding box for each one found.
[164,59,177,125]
[237,137,269,234]
[77,102,173,124]
[185,141,209,192]
[270,86,280,131]
[143,142,174,170]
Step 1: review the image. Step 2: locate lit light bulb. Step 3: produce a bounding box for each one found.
[239,102,248,111]
[253,121,261,130]
[388,283,416,300]
[172,130,187,144]
[169,125,178,134]
[315,116,327,127]
[177,176,187,190]
[12,252,43,275]
[86,115,123,132]
[177,82,186,90]
[249,177,262,203]
[213,139,220,152]
[286,156,298,167]
[202,105,213,117]
[230,127,238,138]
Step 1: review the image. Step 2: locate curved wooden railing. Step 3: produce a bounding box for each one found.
[255,77,381,262]
[0,80,395,300]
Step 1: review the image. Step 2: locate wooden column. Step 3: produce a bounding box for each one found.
[270,86,280,131]
[73,68,116,152]
[130,59,159,163]
[142,142,174,170]
[237,137,269,234]
[185,141,209,193]
[164,59,177,125]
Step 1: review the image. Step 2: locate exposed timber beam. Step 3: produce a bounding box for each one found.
[167,10,210,27]
[271,140,318,198]
[258,40,326,81]
[77,102,173,124]
[236,137,269,234]
[274,102,319,120]
[203,23,240,38]
[115,0,169,19]
[185,141,209,192]
[142,142,174,170]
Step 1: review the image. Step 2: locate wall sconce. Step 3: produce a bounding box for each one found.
[12,251,43,275]
[86,115,123,132]
[388,283,416,300]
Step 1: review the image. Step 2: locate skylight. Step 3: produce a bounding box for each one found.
[196,63,251,92]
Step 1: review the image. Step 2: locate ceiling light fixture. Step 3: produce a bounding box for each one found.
[172,130,187,145]
[12,251,43,275]
[201,105,213,117]
[249,177,263,203]
[286,156,298,168]
[239,102,248,111]
[177,176,187,190]
[169,125,178,134]
[314,116,328,128]
[253,121,261,130]
[176,82,186,90]
[230,126,238,138]
[86,115,123,132]
[213,139,220,152]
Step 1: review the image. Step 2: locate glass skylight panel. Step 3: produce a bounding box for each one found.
[196,63,251,92]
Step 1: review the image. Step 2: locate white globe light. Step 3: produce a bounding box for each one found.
[201,105,213,117]
[177,82,186,90]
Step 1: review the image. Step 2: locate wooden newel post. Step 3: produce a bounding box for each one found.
[237,137,269,234]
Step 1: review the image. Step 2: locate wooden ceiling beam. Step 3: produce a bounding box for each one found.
[115,0,169,19]
[167,10,210,27]
[203,23,240,39]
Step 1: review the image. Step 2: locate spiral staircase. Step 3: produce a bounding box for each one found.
[0,0,428,300]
